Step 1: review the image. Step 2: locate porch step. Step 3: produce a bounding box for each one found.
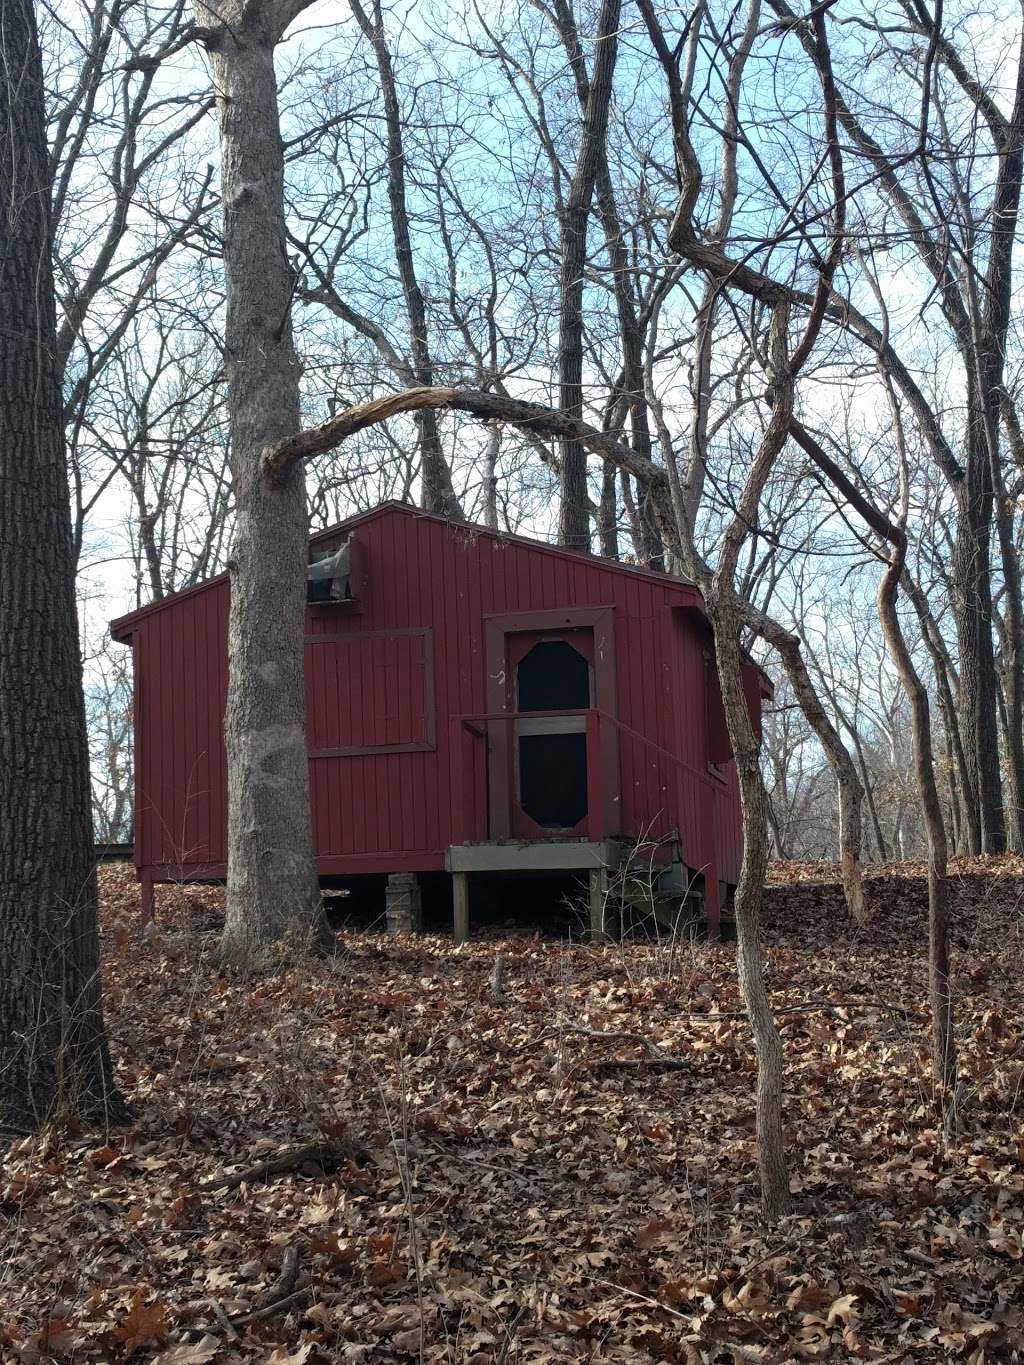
[445,838,629,875]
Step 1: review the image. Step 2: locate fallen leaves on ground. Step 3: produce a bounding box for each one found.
[2,859,1023,1362]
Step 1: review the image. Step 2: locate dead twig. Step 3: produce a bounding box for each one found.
[228,1287,314,1327]
[691,997,924,1021]
[563,1024,668,1055]
[207,1298,239,1340]
[592,1058,689,1072]
[254,1244,300,1311]
[200,1141,369,1194]
[523,1023,677,1060]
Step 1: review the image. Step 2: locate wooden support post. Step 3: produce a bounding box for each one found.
[589,866,608,942]
[140,872,155,928]
[453,871,469,945]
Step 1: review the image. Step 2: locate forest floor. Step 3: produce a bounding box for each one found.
[2,859,1024,1364]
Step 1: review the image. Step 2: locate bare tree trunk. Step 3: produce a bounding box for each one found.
[998,396,1024,851]
[349,0,463,520]
[482,422,501,529]
[199,0,328,964]
[131,437,165,602]
[766,795,788,859]
[990,459,1024,851]
[878,552,956,1092]
[555,0,620,552]
[701,307,798,1224]
[597,459,619,558]
[951,469,1003,854]
[748,612,866,919]
[0,0,124,1131]
[708,592,790,1219]
[547,0,663,566]
[902,570,977,854]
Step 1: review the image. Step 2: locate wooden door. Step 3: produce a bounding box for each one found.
[483,606,620,841]
[507,629,593,837]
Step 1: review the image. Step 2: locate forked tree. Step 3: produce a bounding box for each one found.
[0,0,124,1133]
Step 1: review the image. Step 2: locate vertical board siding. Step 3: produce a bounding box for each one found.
[305,633,428,752]
[125,505,745,883]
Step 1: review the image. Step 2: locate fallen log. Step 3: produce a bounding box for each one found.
[201,1140,369,1194]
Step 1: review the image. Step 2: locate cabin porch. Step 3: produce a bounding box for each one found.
[444,838,626,944]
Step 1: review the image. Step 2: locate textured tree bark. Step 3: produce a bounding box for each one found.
[989,450,1024,852]
[0,0,124,1132]
[482,423,502,530]
[199,0,328,964]
[555,0,621,552]
[596,460,619,558]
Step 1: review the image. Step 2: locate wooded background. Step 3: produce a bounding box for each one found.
[53,0,1020,872]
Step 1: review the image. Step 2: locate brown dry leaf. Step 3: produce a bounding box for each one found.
[391,1327,424,1351]
[825,1292,860,1328]
[16,1319,77,1363]
[152,1336,221,1364]
[264,1345,315,1364]
[116,1291,170,1354]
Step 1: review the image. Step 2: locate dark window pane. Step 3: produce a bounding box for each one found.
[517,639,590,712]
[519,732,588,828]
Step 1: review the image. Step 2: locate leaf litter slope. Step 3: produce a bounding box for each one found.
[1,860,1023,1363]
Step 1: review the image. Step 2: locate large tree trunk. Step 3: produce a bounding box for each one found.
[549,0,663,567]
[0,0,123,1132]
[596,459,619,557]
[989,448,1024,852]
[951,446,1004,854]
[201,0,328,964]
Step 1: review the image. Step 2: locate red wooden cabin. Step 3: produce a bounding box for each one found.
[110,502,766,939]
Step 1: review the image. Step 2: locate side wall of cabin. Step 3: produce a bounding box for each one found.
[131,578,229,875]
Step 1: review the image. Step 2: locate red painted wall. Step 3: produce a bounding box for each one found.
[113,504,751,885]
